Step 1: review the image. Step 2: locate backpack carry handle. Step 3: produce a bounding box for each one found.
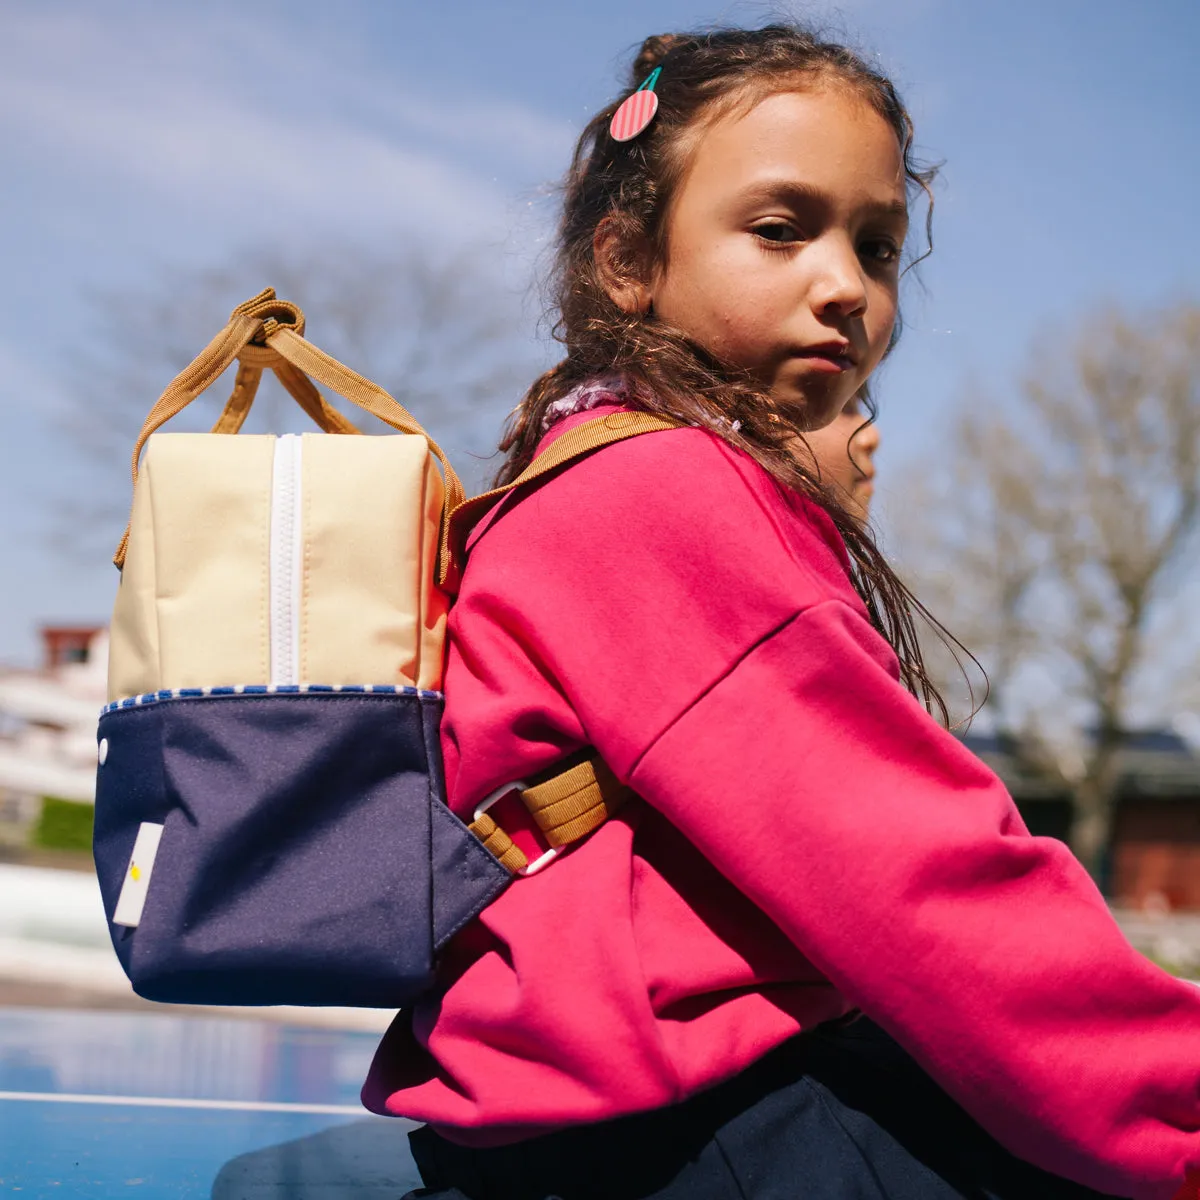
[114,289,466,574]
[210,293,353,435]
[209,356,361,437]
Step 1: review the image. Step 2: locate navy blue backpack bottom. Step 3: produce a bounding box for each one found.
[92,690,509,1009]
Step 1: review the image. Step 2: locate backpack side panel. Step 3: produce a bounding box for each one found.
[300,433,448,691]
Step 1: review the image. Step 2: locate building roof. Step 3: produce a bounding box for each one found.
[961,729,1200,801]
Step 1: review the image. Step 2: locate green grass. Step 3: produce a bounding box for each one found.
[1139,946,1200,981]
[32,796,95,852]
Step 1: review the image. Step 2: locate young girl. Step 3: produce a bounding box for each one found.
[364,26,1200,1200]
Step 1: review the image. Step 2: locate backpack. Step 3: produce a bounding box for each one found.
[92,288,676,1008]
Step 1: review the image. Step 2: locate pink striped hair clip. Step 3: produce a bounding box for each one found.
[610,67,661,142]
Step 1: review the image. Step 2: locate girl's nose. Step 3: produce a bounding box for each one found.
[854,417,881,456]
[808,236,868,318]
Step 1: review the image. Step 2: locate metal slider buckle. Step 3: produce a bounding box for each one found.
[473,781,563,877]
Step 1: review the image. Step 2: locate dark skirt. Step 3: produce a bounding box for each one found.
[403,1018,1120,1200]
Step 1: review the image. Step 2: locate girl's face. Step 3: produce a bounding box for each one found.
[796,396,881,519]
[648,86,907,429]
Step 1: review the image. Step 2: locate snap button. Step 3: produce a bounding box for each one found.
[98,738,109,766]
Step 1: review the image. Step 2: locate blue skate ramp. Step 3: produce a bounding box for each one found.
[0,1006,422,1198]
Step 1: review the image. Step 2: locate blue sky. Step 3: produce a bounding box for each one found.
[0,0,1196,664]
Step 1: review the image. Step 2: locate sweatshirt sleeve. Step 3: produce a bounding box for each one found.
[624,598,1200,1200]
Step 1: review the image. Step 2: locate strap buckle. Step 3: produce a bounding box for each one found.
[473,781,563,877]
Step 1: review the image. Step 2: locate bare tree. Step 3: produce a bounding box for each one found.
[896,303,1200,880]
[59,241,547,550]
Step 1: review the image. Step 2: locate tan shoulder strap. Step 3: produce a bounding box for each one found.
[442,410,682,588]
[468,755,633,876]
[453,410,683,873]
[114,288,464,576]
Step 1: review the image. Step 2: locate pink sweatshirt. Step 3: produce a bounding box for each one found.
[363,412,1200,1200]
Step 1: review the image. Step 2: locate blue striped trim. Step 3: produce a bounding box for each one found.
[100,683,443,716]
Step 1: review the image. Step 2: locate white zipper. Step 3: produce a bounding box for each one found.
[269,434,303,686]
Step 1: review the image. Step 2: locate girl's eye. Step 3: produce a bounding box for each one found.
[752,221,802,246]
[860,238,900,265]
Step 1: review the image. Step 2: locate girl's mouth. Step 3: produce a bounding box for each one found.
[793,351,855,374]
[792,343,857,373]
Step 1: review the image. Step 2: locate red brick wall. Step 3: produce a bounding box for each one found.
[1112,799,1200,910]
[40,626,103,670]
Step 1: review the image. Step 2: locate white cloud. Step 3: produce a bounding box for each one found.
[0,5,575,242]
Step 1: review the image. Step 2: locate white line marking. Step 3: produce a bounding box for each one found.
[0,1090,365,1115]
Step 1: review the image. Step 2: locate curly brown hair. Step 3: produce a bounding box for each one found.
[496,24,955,719]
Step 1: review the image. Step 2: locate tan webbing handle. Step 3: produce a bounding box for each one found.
[443,410,682,589]
[114,288,464,571]
[467,756,633,875]
[209,357,361,437]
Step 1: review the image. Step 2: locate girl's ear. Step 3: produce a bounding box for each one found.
[593,216,653,315]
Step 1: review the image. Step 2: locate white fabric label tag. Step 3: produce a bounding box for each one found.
[112,822,165,928]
